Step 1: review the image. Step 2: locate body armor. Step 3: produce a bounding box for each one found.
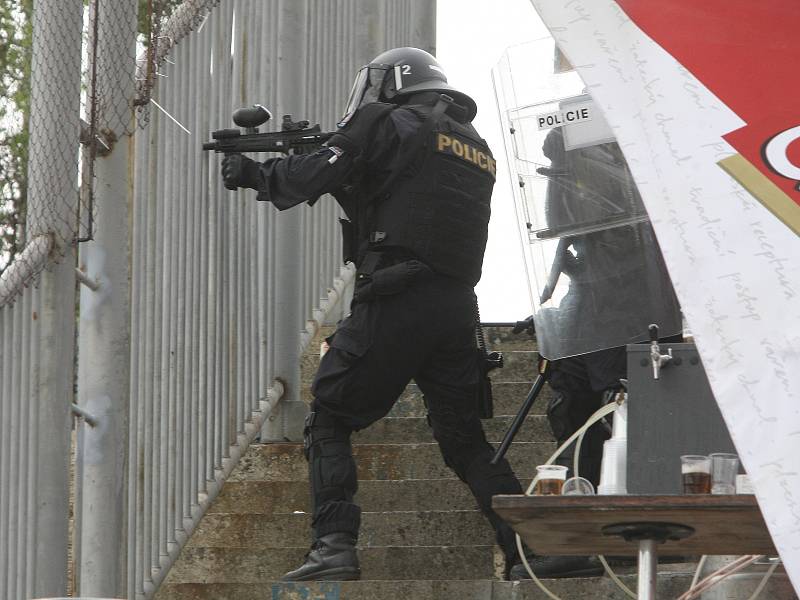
[366,106,495,286]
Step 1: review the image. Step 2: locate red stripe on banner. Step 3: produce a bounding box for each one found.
[616,0,800,205]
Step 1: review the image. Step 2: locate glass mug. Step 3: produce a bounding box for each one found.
[534,465,569,495]
[681,455,711,494]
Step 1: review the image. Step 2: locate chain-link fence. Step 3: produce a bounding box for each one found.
[78,0,204,247]
[0,0,213,308]
[0,0,82,307]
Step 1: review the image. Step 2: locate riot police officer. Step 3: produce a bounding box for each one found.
[221,47,527,582]
[507,125,681,580]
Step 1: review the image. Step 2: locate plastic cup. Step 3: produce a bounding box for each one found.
[597,438,627,495]
[710,453,739,495]
[534,465,568,495]
[681,455,711,494]
[562,476,595,496]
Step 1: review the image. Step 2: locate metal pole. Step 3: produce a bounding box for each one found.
[261,0,309,442]
[1,305,11,597]
[195,14,211,495]
[7,296,21,600]
[409,0,437,55]
[143,101,161,583]
[130,115,148,600]
[75,0,138,596]
[25,0,83,596]
[637,538,659,600]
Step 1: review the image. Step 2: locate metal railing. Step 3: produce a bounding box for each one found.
[2,1,435,599]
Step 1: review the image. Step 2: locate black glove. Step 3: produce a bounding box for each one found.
[221,153,260,191]
[512,315,536,336]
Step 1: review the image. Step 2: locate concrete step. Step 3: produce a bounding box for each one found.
[352,414,551,444]
[163,545,500,583]
[229,442,551,483]
[211,478,495,514]
[157,573,696,599]
[189,510,495,549]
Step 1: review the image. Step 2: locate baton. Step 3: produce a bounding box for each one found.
[491,358,550,465]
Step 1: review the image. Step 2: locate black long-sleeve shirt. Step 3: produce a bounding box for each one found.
[250,105,427,211]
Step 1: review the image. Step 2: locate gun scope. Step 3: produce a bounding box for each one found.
[233,104,271,129]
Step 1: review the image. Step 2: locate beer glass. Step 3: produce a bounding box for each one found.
[534,465,568,495]
[680,455,711,494]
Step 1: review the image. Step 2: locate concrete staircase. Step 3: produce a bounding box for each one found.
[156,326,694,599]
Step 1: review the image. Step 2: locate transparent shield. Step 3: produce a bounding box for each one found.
[493,38,681,359]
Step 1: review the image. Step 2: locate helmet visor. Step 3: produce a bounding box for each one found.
[338,65,390,127]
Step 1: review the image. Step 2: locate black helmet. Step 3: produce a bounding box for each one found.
[338,47,477,126]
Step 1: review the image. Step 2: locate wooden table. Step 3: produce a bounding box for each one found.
[492,494,775,599]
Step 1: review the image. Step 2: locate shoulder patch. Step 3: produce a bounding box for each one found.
[434,132,496,179]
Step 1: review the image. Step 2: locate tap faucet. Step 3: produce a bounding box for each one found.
[649,323,672,380]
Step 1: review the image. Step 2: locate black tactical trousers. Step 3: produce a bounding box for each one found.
[305,274,523,564]
[545,349,625,487]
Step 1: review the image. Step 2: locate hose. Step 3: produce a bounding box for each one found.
[516,400,638,599]
[524,401,619,495]
[684,555,780,600]
[598,554,637,599]
[573,427,585,479]
[689,555,707,590]
[676,555,764,600]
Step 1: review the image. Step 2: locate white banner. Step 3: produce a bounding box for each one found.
[529,0,800,591]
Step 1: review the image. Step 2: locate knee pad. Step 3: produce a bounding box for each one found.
[304,410,358,504]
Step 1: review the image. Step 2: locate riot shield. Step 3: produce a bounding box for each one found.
[493,38,681,360]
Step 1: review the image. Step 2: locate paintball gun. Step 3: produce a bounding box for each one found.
[203,104,334,189]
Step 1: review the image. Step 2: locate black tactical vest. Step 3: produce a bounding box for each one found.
[366,106,495,286]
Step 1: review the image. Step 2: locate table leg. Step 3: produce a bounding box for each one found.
[637,538,658,600]
[602,521,693,599]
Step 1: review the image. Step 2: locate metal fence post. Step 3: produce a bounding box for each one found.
[260,0,310,442]
[75,0,138,596]
[25,0,84,597]
[410,0,437,54]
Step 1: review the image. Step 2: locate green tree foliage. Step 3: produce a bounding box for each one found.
[0,0,32,276]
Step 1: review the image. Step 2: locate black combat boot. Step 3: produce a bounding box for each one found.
[281,532,361,581]
[509,555,604,580]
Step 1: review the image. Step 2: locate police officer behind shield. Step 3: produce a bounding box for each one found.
[221,47,533,581]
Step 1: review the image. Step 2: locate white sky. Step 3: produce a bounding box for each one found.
[436,0,549,321]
